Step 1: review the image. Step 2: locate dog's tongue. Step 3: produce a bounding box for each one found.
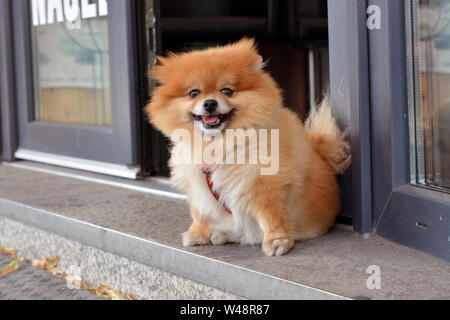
[202,115,219,124]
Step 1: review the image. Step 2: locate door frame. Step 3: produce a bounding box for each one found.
[328,0,373,233]
[0,0,19,162]
[10,0,139,175]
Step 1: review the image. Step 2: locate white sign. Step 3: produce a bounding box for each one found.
[31,0,108,26]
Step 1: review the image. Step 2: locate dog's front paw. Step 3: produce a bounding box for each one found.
[182,231,210,247]
[262,238,294,256]
[210,231,229,246]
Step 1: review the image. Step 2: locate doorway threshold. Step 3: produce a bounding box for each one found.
[4,160,185,201]
[15,149,141,180]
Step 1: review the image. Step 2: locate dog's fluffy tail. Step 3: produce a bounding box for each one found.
[305,98,351,174]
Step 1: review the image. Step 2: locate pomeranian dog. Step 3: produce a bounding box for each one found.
[146,39,350,256]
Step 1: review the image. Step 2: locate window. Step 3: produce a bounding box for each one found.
[372,0,450,263]
[409,0,450,191]
[31,6,111,127]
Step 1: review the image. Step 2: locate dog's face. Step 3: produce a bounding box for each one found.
[146,39,282,138]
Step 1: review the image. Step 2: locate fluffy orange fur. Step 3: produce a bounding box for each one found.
[145,39,351,256]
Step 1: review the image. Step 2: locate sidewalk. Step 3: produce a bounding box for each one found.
[0,253,101,300]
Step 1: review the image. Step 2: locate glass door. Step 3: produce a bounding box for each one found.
[12,0,141,178]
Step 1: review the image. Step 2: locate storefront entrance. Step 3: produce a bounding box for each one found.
[0,0,449,262]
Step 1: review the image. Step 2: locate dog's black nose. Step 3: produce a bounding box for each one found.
[204,100,218,113]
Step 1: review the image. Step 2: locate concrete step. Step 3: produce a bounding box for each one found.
[0,162,449,300]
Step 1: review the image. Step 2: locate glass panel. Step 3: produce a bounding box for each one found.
[408,0,450,190]
[31,0,111,127]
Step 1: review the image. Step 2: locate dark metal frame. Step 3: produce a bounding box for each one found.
[0,0,18,161]
[328,0,373,233]
[148,0,171,177]
[10,0,139,166]
[328,0,450,263]
[369,0,450,263]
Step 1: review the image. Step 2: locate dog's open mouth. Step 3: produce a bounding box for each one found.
[192,111,234,129]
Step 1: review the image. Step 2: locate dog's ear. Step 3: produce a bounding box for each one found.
[252,54,266,73]
[232,38,266,73]
[148,55,173,84]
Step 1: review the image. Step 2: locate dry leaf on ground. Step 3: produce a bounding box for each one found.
[1,247,29,263]
[64,274,95,292]
[32,254,64,277]
[96,285,128,300]
[3,249,135,300]
[1,261,19,277]
[126,294,136,300]
[0,248,17,256]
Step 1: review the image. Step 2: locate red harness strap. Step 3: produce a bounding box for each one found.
[204,173,232,215]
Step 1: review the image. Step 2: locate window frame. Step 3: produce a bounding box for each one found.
[10,0,139,168]
[369,0,450,263]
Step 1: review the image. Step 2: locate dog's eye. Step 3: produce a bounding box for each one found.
[189,89,201,99]
[221,88,234,97]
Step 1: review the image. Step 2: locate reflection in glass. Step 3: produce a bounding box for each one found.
[409,0,450,189]
[31,4,111,127]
